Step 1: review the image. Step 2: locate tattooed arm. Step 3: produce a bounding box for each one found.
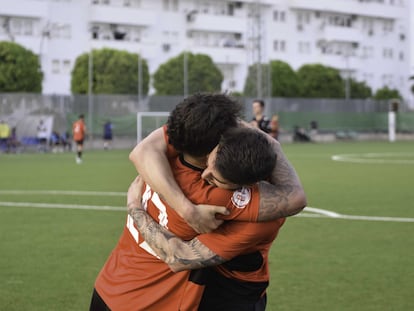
[130,206,226,272]
[256,140,307,221]
[238,120,307,221]
[127,177,226,273]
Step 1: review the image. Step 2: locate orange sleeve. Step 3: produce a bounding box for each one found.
[197,219,285,260]
[163,125,179,158]
[205,185,261,222]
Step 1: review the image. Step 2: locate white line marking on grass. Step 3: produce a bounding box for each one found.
[0,190,125,196]
[300,207,414,223]
[0,201,124,211]
[332,153,414,164]
[304,207,341,218]
[1,201,413,223]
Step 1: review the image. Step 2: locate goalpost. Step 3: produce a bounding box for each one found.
[136,112,170,143]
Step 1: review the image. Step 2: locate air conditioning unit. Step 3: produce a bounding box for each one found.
[114,30,126,40]
[186,10,198,22]
[234,2,243,9]
[162,43,171,52]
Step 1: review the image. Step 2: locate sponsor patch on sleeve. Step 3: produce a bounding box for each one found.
[231,187,251,209]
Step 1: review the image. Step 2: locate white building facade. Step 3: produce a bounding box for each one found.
[0,0,411,101]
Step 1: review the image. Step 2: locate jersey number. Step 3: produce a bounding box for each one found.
[126,184,169,258]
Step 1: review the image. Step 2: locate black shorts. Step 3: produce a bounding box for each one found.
[198,266,268,311]
[75,139,84,146]
[89,288,111,311]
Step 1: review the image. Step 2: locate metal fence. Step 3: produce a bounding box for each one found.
[0,93,413,140]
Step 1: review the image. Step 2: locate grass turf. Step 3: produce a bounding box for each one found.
[0,142,413,310]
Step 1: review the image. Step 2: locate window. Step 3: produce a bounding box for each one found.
[298,41,311,54]
[280,40,286,51]
[60,24,71,39]
[11,19,22,35]
[273,10,279,21]
[399,51,404,61]
[52,60,60,74]
[382,48,391,58]
[273,40,286,52]
[163,0,179,11]
[23,19,33,36]
[62,60,71,74]
[274,10,286,22]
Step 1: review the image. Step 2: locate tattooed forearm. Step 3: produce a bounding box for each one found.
[257,142,307,221]
[130,206,226,272]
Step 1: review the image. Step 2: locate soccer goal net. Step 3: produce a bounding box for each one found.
[136,112,170,143]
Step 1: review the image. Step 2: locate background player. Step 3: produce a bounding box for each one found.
[72,114,86,164]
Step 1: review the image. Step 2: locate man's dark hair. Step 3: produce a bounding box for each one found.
[215,128,276,185]
[167,93,242,157]
[79,114,84,119]
[253,99,265,108]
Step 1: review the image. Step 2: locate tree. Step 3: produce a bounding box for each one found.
[297,64,344,98]
[0,41,43,92]
[350,79,372,99]
[373,86,402,100]
[153,52,223,95]
[71,48,149,95]
[244,61,301,97]
[243,63,271,98]
[270,60,301,97]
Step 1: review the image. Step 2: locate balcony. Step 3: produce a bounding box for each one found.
[290,0,404,19]
[190,46,246,65]
[186,13,245,34]
[90,5,156,26]
[315,54,361,71]
[1,0,47,18]
[319,25,363,43]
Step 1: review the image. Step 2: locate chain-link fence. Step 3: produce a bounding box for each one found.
[0,93,413,142]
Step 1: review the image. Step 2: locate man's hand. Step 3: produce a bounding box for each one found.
[184,204,229,234]
[127,176,144,214]
[127,176,228,234]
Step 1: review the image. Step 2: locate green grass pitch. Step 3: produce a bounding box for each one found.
[0,141,413,310]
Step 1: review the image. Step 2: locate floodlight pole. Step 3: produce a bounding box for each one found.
[138,50,143,105]
[183,51,189,97]
[255,0,262,99]
[88,48,94,140]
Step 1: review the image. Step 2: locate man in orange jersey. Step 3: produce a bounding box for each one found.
[72,114,86,164]
[128,125,295,311]
[90,94,306,311]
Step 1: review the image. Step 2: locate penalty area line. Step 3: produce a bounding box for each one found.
[0,201,125,212]
[0,201,413,223]
[0,190,125,196]
[298,207,414,223]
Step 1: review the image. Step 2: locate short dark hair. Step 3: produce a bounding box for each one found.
[79,114,85,119]
[253,99,265,108]
[215,128,276,185]
[167,93,242,157]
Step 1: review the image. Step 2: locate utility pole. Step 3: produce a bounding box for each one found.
[255,1,262,99]
[138,51,143,105]
[183,51,189,97]
[88,48,93,140]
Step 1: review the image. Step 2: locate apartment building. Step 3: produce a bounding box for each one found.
[0,0,411,101]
